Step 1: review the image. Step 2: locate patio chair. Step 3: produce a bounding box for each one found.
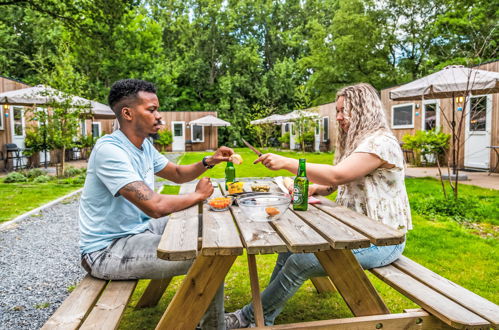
[4,143,23,171]
[185,140,193,151]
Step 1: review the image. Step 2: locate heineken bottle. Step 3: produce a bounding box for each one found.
[293,158,309,211]
[225,161,236,190]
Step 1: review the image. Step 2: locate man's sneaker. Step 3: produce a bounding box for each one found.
[224,309,250,329]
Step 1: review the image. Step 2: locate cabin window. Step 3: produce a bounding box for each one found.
[322,117,329,140]
[0,108,4,130]
[469,96,487,132]
[191,124,204,142]
[91,122,101,138]
[392,104,414,129]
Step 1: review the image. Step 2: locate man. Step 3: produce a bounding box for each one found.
[79,79,233,329]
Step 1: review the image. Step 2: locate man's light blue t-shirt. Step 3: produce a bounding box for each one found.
[79,130,168,255]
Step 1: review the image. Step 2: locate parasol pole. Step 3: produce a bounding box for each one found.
[452,92,456,175]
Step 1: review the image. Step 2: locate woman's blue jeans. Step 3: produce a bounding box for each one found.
[241,242,405,326]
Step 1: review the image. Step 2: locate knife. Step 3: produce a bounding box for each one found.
[242,138,262,157]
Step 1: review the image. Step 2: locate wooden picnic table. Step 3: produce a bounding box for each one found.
[153,179,462,329]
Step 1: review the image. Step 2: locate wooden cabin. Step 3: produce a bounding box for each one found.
[158,111,221,152]
[281,103,338,152]
[380,60,499,172]
[0,76,115,169]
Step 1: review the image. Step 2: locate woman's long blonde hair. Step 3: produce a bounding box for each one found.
[334,83,390,164]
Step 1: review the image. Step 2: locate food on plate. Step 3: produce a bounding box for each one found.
[228,181,244,194]
[251,184,270,192]
[283,177,294,191]
[265,207,280,217]
[208,197,232,210]
[229,154,243,165]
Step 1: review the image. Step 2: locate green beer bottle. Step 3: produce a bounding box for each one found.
[293,158,309,210]
[225,161,236,190]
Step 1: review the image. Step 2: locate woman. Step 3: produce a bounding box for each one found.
[225,83,412,328]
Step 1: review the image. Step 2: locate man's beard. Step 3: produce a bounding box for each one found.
[149,133,160,140]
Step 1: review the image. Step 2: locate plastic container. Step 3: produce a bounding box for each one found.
[207,196,234,212]
[236,192,291,222]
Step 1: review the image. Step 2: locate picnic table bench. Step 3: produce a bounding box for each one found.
[43,179,499,329]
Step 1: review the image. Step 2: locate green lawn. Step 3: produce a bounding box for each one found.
[178,148,334,179]
[119,175,498,329]
[0,182,83,223]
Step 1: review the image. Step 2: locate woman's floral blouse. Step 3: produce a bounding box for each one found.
[336,131,412,232]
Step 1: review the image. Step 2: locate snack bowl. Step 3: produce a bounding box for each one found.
[236,192,291,222]
[207,196,234,212]
[251,184,270,192]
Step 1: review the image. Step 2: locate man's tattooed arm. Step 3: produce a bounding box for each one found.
[121,181,154,201]
[312,184,337,196]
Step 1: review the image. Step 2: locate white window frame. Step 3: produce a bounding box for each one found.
[322,116,329,140]
[191,124,205,142]
[0,107,4,130]
[91,122,102,137]
[422,99,440,131]
[391,103,415,129]
[81,119,87,136]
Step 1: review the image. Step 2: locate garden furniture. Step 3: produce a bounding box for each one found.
[43,179,499,329]
[154,180,499,329]
[4,143,23,171]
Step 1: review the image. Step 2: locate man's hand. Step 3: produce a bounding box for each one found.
[194,177,214,201]
[205,146,234,166]
[253,153,295,171]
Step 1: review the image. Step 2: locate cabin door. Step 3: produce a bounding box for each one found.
[314,119,320,151]
[172,121,185,152]
[422,100,440,163]
[464,95,492,169]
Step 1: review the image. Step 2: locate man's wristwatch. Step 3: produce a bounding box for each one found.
[202,156,215,169]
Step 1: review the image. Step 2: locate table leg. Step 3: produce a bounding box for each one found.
[155,254,237,330]
[135,278,172,309]
[247,254,265,327]
[310,276,336,293]
[315,249,390,316]
[489,149,499,175]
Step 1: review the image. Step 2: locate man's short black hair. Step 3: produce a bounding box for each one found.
[108,79,156,118]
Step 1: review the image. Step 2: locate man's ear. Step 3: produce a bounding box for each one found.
[121,107,133,121]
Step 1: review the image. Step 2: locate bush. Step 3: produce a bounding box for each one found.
[402,129,450,165]
[4,172,28,183]
[64,167,82,177]
[155,129,173,151]
[297,131,315,145]
[33,175,51,183]
[411,196,476,221]
[279,132,290,145]
[27,168,47,179]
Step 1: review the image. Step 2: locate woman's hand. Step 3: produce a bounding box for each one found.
[254,153,294,171]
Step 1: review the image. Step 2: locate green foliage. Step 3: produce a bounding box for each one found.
[155,129,173,150]
[4,172,28,183]
[79,134,97,148]
[402,129,450,165]
[33,175,51,184]
[279,132,291,146]
[296,131,315,145]
[411,196,475,221]
[27,168,47,179]
[23,128,46,157]
[63,166,83,178]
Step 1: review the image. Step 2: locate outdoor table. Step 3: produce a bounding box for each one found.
[487,146,499,175]
[154,179,406,329]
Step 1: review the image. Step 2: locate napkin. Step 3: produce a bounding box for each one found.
[274,177,321,204]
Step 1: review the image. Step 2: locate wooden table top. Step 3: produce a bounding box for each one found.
[157,179,405,261]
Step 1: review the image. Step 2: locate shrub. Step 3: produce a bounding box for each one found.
[27,168,47,179]
[155,129,173,151]
[297,131,315,145]
[64,167,82,177]
[402,129,450,165]
[279,132,290,145]
[33,175,51,183]
[4,172,28,183]
[411,196,476,221]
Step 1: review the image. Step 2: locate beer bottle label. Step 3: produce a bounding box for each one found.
[293,187,303,204]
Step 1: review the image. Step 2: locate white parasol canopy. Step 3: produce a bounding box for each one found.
[189,115,231,127]
[0,84,115,119]
[250,114,286,125]
[274,110,319,123]
[390,65,499,101]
